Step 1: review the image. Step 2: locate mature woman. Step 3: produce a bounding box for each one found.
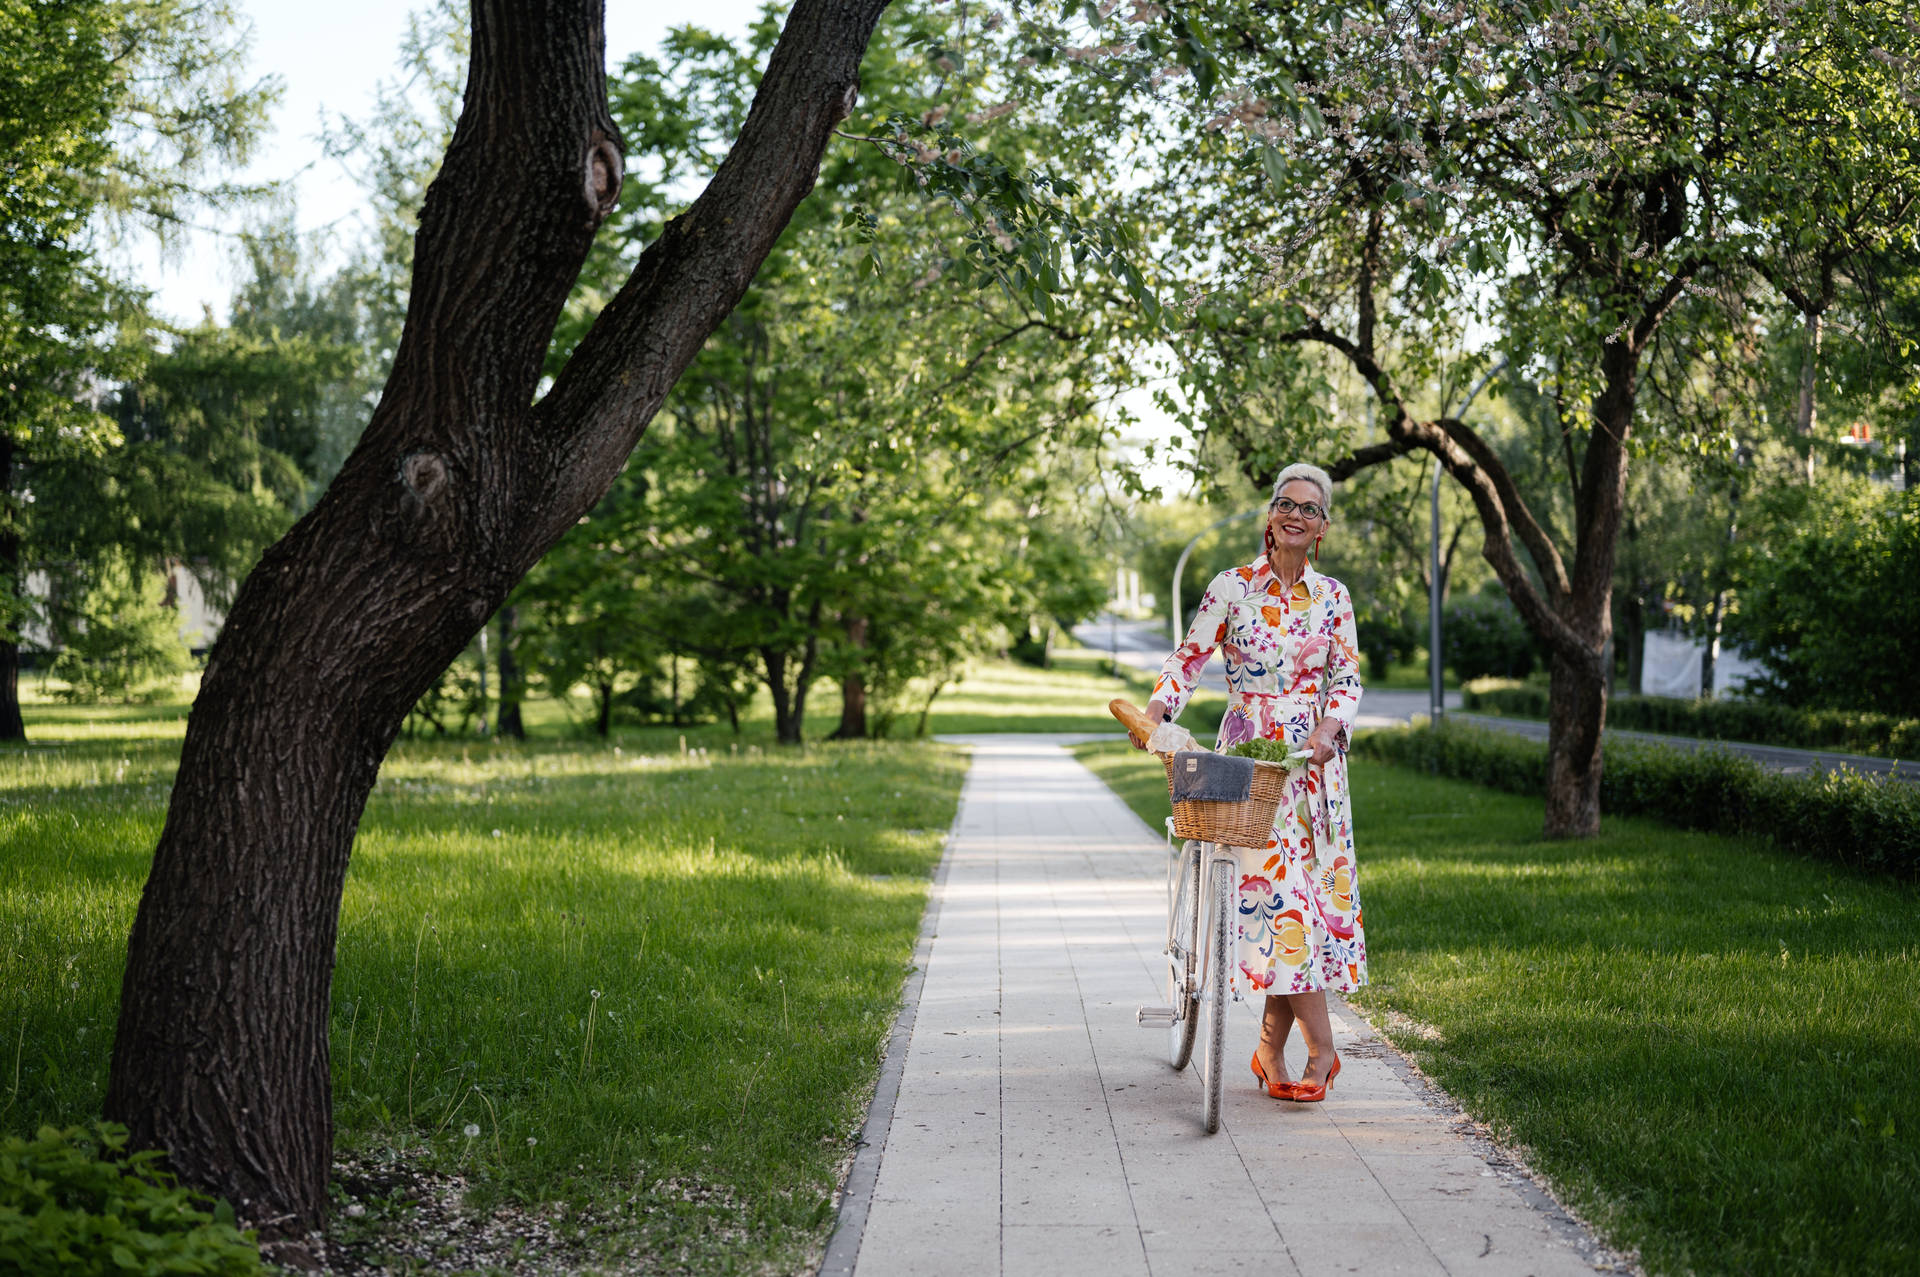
[1138,463,1365,1102]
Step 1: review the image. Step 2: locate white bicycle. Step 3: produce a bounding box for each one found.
[1112,699,1291,1135]
[1138,828,1240,1133]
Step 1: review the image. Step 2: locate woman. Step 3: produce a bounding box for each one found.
[1137,463,1365,1102]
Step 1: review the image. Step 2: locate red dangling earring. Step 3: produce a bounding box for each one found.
[1265,528,1277,560]
[1312,534,1322,564]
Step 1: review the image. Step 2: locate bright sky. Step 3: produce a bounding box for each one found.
[134,0,768,323]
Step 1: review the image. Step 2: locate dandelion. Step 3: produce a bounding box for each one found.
[527,1136,538,1147]
[491,828,503,838]
[463,1123,481,1138]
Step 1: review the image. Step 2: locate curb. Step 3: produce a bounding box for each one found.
[817,790,963,1276]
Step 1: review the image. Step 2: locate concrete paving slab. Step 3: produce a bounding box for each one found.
[833,737,1626,1277]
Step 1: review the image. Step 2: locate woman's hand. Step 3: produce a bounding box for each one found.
[1306,720,1341,766]
[1134,700,1169,751]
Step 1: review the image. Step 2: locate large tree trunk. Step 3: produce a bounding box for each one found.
[0,433,22,742]
[496,604,524,739]
[105,0,886,1238]
[831,613,868,739]
[1544,649,1607,835]
[1539,340,1635,837]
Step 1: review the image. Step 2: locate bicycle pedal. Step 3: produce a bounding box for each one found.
[1136,1005,1177,1027]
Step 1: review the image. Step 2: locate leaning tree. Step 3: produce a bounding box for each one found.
[104,0,894,1235]
[1028,0,1919,835]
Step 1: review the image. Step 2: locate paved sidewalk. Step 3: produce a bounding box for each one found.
[826,737,1618,1277]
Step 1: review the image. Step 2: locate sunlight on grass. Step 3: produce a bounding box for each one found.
[1073,738,1920,1277]
[3,714,966,1273]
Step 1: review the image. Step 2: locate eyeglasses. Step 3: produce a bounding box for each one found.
[1271,498,1326,521]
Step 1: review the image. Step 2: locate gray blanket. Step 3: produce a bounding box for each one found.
[1169,750,1255,803]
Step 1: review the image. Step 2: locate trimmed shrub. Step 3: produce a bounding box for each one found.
[1356,720,1920,879]
[0,1122,264,1276]
[1460,684,1920,761]
[1444,595,1539,681]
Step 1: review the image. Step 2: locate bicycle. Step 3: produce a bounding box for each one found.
[1110,699,1290,1134]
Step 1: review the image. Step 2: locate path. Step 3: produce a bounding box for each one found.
[823,737,1619,1277]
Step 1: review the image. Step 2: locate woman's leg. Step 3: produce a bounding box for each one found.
[1285,990,1336,1084]
[1256,995,1295,1083]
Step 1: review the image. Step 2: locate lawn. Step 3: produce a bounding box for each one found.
[1073,738,1920,1276]
[3,697,967,1274]
[917,647,1226,738]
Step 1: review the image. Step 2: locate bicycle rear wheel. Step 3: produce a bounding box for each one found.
[1166,841,1200,1069]
[1200,855,1234,1134]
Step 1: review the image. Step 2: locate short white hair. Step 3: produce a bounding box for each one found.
[1270,463,1334,519]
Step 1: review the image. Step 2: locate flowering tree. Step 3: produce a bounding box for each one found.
[995,0,1920,834]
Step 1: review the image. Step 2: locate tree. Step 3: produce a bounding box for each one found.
[1,0,275,736]
[104,0,897,1238]
[1727,482,1920,717]
[557,8,1130,744]
[1039,0,1919,834]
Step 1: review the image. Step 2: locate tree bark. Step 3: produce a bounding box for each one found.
[105,0,887,1236]
[1796,304,1823,484]
[1543,646,1606,834]
[496,604,524,738]
[0,432,22,741]
[831,613,868,739]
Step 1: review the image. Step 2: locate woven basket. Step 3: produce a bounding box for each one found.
[1162,755,1290,847]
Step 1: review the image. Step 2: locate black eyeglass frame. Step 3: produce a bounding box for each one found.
[1269,497,1327,521]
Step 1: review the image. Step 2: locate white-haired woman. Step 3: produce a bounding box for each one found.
[1138,463,1366,1102]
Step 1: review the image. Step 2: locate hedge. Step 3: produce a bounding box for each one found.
[1461,683,1920,761]
[1355,720,1920,879]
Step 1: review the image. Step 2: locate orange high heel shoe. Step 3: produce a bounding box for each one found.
[1250,1052,1297,1099]
[1286,1053,1341,1103]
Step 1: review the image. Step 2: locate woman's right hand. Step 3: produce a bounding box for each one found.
[1133,700,1169,751]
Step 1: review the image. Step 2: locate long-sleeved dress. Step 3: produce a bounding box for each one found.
[1153,555,1368,998]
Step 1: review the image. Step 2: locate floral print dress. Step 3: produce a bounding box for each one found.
[1152,555,1368,998]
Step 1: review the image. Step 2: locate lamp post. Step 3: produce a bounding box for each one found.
[1170,508,1264,646]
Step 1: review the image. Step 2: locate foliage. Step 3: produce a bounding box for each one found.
[0,1122,263,1276]
[1355,721,1920,878]
[46,555,193,704]
[1727,484,1920,717]
[1464,683,1920,761]
[526,9,1124,744]
[1442,593,1539,682]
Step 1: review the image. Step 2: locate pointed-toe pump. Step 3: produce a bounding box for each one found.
[1250,1052,1297,1099]
[1286,1052,1341,1103]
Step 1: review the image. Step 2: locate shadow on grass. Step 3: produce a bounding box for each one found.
[2,734,967,1263]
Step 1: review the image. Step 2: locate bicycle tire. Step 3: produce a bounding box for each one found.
[1166,841,1200,1070]
[1201,856,1234,1134]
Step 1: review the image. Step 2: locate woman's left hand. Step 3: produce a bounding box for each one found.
[1306,721,1341,766]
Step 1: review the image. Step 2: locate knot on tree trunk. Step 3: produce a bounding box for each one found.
[584,133,623,227]
[400,452,449,505]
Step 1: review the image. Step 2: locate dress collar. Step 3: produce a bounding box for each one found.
[1254,553,1320,593]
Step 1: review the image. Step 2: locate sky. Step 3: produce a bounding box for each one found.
[133,0,768,323]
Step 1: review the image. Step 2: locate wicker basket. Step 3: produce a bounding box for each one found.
[1161,754,1291,847]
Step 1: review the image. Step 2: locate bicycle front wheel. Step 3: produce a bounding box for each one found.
[1166,841,1200,1070]
[1200,855,1234,1134]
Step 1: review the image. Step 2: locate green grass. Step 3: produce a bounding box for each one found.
[917,650,1227,738]
[1072,738,1920,1276]
[3,706,967,1274]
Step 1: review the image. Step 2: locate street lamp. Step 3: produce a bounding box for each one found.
[1170,508,1264,646]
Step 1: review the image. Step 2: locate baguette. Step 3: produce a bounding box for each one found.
[1108,698,1157,749]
